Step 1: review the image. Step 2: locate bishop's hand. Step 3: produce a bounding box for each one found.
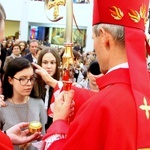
[53,90,75,122]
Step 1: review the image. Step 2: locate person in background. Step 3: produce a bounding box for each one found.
[1,39,6,48]
[79,60,102,92]
[32,0,150,149]
[1,58,47,149]
[19,40,30,57]
[34,47,61,130]
[72,49,83,84]
[24,39,39,63]
[35,45,44,60]
[43,37,50,47]
[5,39,13,56]
[3,43,21,72]
[81,51,96,74]
[0,3,42,150]
[0,39,7,78]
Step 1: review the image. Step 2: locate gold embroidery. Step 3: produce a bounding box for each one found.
[109,6,124,20]
[128,9,140,23]
[48,0,66,19]
[140,3,147,23]
[109,3,147,24]
[139,97,150,119]
[140,3,146,19]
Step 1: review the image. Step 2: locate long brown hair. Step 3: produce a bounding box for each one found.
[35,47,61,98]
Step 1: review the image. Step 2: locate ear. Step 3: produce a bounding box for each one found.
[8,76,13,85]
[100,28,110,48]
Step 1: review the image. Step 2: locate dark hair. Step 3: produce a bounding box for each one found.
[88,60,101,75]
[29,39,39,46]
[12,43,21,51]
[19,41,27,48]
[73,50,81,60]
[2,58,32,99]
[6,39,13,48]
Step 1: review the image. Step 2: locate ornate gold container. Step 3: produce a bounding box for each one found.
[29,121,42,134]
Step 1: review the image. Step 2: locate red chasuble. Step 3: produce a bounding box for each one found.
[0,131,13,150]
[43,68,142,150]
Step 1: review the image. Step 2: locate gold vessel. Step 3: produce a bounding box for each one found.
[29,121,42,134]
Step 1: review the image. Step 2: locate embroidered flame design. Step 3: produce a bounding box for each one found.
[140,3,146,18]
[128,9,140,23]
[109,6,124,20]
[140,3,147,23]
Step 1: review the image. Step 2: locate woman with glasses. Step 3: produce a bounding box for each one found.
[1,57,47,150]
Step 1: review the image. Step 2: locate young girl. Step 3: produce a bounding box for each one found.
[1,57,47,150]
[35,47,61,130]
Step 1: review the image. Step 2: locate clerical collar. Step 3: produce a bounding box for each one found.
[107,62,129,74]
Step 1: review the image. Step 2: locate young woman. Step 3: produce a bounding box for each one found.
[34,47,61,130]
[1,58,47,150]
[18,40,29,57]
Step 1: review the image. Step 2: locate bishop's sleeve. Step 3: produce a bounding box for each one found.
[42,120,69,150]
[0,131,13,150]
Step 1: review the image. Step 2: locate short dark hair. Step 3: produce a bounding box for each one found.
[12,43,21,50]
[2,58,32,99]
[88,60,101,75]
[29,39,39,46]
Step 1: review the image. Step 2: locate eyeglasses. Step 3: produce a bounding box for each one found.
[13,76,36,86]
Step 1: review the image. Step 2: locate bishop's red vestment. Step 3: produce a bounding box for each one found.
[0,131,13,150]
[42,68,145,149]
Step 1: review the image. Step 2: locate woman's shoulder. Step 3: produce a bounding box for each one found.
[0,100,13,113]
[29,97,43,102]
[29,97,44,105]
[5,55,13,60]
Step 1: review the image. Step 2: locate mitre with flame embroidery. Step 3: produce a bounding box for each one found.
[93,0,150,148]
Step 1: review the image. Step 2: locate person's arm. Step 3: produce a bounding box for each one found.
[6,122,42,145]
[33,90,74,149]
[0,95,7,107]
[32,63,58,88]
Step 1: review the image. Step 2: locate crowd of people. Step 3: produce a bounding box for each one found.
[0,0,150,149]
[0,3,100,149]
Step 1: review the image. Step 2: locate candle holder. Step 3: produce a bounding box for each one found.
[62,43,74,91]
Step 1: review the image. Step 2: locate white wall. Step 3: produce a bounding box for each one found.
[1,0,150,52]
[1,0,94,52]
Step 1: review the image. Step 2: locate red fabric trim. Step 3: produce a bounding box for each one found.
[42,120,69,140]
[125,27,150,147]
[0,131,13,150]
